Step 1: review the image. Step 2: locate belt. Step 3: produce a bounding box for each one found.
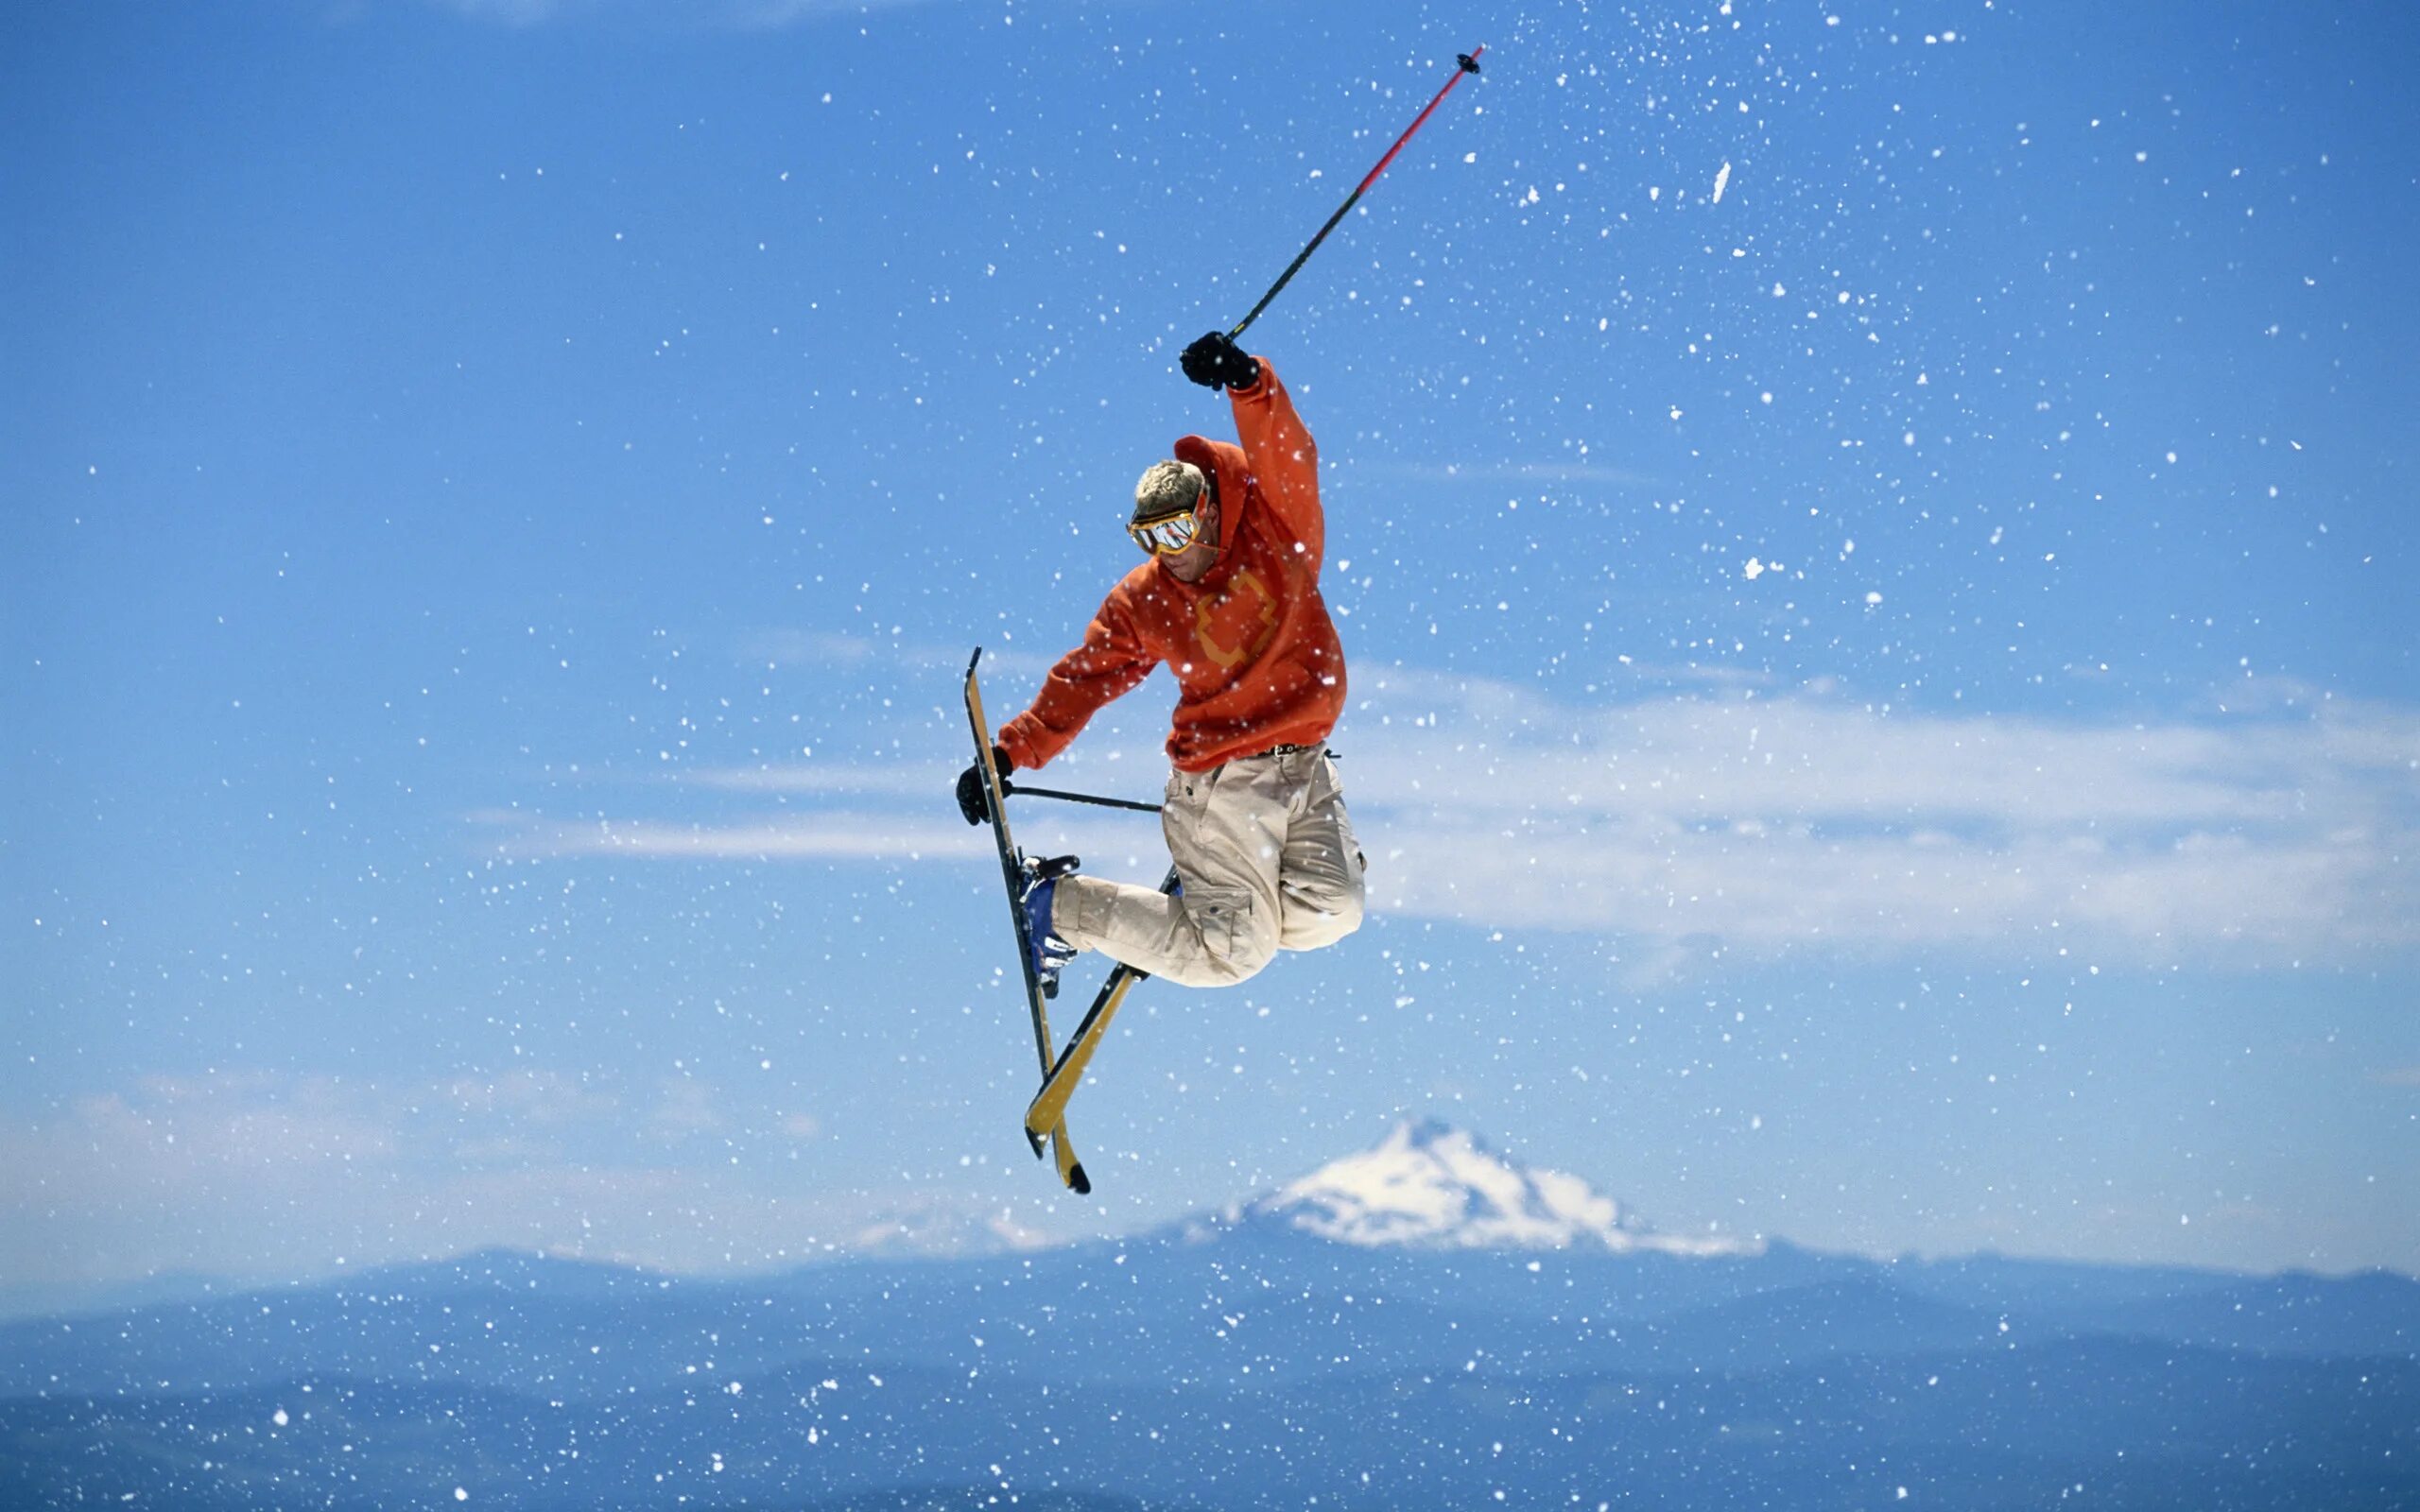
[1264,742,1325,757]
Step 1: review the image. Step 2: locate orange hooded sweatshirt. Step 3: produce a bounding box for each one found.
[998,359,1345,775]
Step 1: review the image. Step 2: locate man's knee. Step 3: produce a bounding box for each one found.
[1174,890,1279,988]
[1178,945,1276,988]
[1333,887,1366,939]
[1280,887,1363,952]
[1278,845,1365,951]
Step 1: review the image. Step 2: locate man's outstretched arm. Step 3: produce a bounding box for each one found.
[997,592,1158,771]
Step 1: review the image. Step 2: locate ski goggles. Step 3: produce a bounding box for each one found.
[1128,503,1205,557]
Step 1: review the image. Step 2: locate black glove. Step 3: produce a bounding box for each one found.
[1181,331,1261,391]
[956,746,1013,826]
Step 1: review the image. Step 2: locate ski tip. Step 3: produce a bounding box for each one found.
[967,646,983,674]
[1066,1162,1091,1196]
[1025,1126,1046,1160]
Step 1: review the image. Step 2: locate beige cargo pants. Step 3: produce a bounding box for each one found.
[1050,747,1365,988]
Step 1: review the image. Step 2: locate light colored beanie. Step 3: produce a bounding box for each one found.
[1132,459,1207,524]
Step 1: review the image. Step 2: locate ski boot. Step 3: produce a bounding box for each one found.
[1022,854,1081,995]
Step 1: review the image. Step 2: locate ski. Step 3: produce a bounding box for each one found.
[1023,868,1177,1143]
[963,648,1091,1194]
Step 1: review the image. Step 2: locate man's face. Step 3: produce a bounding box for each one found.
[1161,487,1220,582]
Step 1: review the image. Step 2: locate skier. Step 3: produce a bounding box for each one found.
[957,331,1365,990]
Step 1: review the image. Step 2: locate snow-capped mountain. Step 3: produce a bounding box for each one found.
[1241,1117,1760,1256]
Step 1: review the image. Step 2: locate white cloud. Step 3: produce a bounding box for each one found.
[0,1068,1046,1298]
[732,629,1063,685]
[685,763,951,798]
[473,662,2417,968]
[487,811,990,861]
[645,1076,728,1141]
[437,1067,620,1124]
[1339,671,2416,963]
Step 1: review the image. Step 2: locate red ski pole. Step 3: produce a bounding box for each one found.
[1226,47,1484,342]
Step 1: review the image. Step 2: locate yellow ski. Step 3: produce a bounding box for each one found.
[963,649,1089,1194]
[1024,869,1177,1141]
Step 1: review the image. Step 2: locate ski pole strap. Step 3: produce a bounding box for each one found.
[998,779,1166,816]
[1227,44,1485,343]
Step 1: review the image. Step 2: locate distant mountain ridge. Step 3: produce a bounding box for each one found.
[3,1119,2412,1511]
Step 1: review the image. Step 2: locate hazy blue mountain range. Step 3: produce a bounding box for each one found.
[6,1122,2412,1509]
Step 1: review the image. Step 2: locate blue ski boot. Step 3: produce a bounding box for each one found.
[1022,855,1081,994]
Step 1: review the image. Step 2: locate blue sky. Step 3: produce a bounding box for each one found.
[3,0,2413,1303]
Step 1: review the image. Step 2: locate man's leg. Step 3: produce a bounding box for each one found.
[1277,751,1366,952]
[1049,757,1288,988]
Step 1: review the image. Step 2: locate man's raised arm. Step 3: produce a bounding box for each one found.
[1226,358,1322,569]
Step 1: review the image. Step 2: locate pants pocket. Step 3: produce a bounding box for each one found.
[1187,887,1258,971]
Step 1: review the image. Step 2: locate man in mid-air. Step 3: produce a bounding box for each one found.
[957,330,1364,989]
